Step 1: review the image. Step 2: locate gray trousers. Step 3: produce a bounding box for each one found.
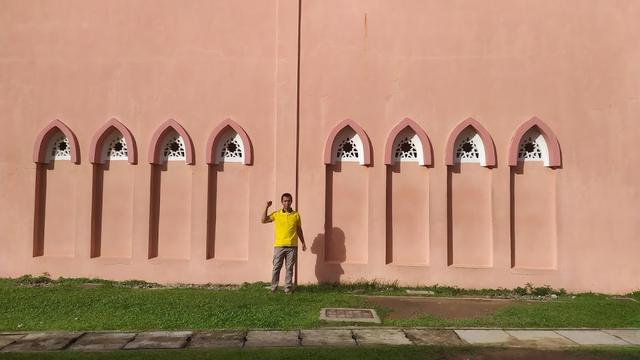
[271,246,297,290]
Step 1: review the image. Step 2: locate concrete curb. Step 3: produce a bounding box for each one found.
[0,329,638,352]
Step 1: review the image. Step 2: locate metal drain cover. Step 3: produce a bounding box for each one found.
[319,308,381,323]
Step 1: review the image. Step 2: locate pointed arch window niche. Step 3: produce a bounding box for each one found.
[323,119,371,167]
[32,120,80,257]
[161,132,187,162]
[392,127,424,164]
[453,127,486,165]
[323,120,372,265]
[383,119,432,266]
[88,119,138,259]
[332,127,364,164]
[216,131,245,164]
[445,119,495,268]
[205,119,253,260]
[508,117,561,168]
[147,120,194,260]
[517,128,549,165]
[103,133,128,161]
[508,118,562,270]
[47,135,72,161]
[93,131,133,258]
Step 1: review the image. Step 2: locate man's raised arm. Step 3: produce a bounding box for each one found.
[261,201,273,223]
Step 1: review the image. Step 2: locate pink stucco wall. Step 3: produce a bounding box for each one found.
[1,0,639,293]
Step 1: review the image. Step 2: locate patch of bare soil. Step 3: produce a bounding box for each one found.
[445,348,614,360]
[365,296,518,320]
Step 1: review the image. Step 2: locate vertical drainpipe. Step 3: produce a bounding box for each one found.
[294,0,302,286]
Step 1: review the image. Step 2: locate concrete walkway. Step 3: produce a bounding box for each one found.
[0,328,639,352]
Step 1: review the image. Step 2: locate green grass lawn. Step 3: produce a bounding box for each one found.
[0,277,639,331]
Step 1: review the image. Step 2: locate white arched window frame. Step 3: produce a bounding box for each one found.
[101,132,129,162]
[391,127,425,165]
[160,130,186,162]
[517,128,550,166]
[215,130,245,164]
[453,127,487,165]
[46,131,72,161]
[331,127,365,165]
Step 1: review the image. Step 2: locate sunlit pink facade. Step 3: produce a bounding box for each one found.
[1,1,639,293]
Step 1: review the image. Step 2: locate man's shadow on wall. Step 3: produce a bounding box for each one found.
[310,227,345,284]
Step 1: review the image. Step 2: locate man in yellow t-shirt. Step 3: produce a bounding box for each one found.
[261,193,306,293]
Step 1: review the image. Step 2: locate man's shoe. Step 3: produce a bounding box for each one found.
[284,288,292,294]
[270,287,277,293]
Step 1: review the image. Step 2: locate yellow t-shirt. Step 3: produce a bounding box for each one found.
[268,210,301,247]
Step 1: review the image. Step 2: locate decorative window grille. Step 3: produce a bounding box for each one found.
[336,138,359,159]
[332,127,364,164]
[102,132,128,161]
[453,128,485,165]
[160,132,186,161]
[395,137,417,159]
[391,128,425,165]
[517,128,549,165]
[215,131,245,164]
[518,137,542,160]
[47,133,71,161]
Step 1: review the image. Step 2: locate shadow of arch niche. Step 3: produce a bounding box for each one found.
[33,132,79,257]
[206,126,250,260]
[90,131,134,258]
[206,162,250,260]
[148,131,192,260]
[324,125,370,264]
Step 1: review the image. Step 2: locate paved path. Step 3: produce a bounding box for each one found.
[0,328,639,352]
